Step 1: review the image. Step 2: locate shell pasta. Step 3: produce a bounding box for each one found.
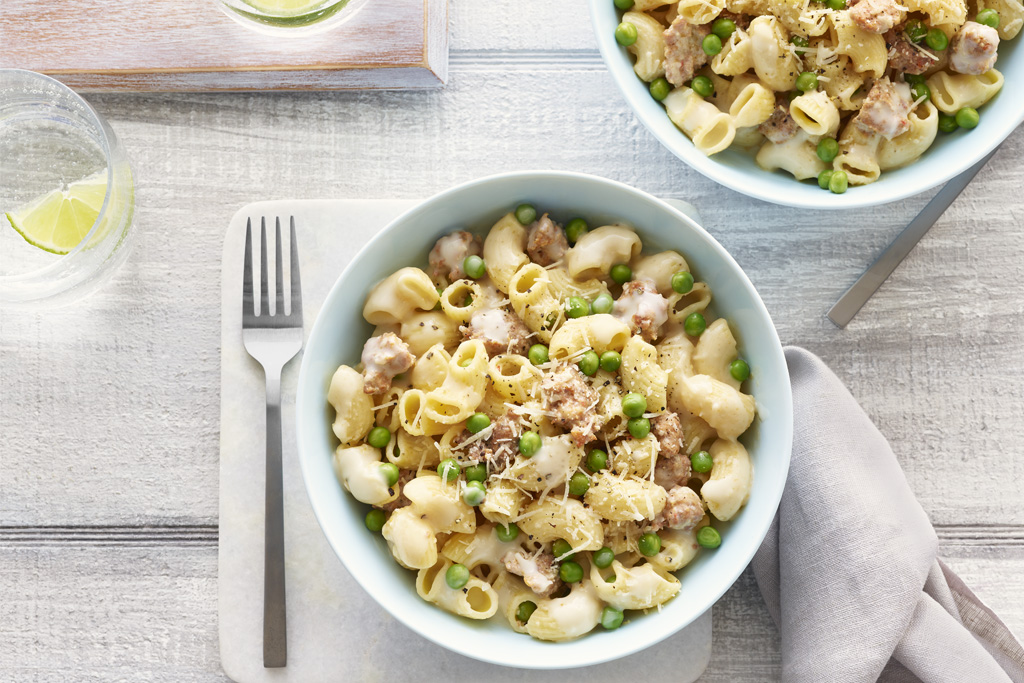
[326,204,759,641]
[614,0,1012,193]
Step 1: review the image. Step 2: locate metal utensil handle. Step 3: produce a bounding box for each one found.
[263,368,287,668]
[827,148,998,328]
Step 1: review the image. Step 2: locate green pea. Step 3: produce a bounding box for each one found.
[465,463,487,482]
[552,539,575,558]
[592,292,615,315]
[938,113,959,133]
[517,601,537,624]
[796,71,818,92]
[514,203,537,225]
[956,106,979,129]
[593,546,615,569]
[600,351,622,373]
[702,33,723,55]
[559,560,584,583]
[816,138,839,163]
[905,19,927,42]
[628,417,651,439]
[649,77,672,101]
[615,21,638,46]
[826,0,846,10]
[926,28,948,50]
[790,34,809,56]
[638,532,661,556]
[691,450,713,473]
[365,508,386,532]
[614,0,634,8]
[462,480,486,506]
[463,254,485,279]
[684,312,707,337]
[829,170,849,195]
[367,426,391,449]
[437,458,460,482]
[528,343,549,366]
[445,563,470,589]
[711,16,736,38]
[818,169,834,190]
[697,526,722,549]
[519,431,542,457]
[976,8,1000,27]
[601,606,624,630]
[904,73,925,85]
[910,82,930,102]
[730,358,751,382]
[610,263,632,284]
[379,462,400,488]
[565,218,588,244]
[566,296,590,319]
[569,472,591,497]
[586,448,608,472]
[606,573,618,582]
[578,350,600,377]
[671,270,694,294]
[496,522,519,542]
[467,412,490,434]
[621,392,647,418]
[691,75,714,97]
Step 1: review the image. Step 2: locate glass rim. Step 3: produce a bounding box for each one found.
[0,68,117,283]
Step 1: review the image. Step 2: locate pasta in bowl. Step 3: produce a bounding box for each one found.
[296,172,792,668]
[591,0,1024,208]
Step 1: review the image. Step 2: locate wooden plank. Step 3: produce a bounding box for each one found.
[0,537,1019,681]
[0,0,447,91]
[1,69,1023,527]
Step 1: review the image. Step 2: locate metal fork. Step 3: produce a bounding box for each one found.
[242,216,303,669]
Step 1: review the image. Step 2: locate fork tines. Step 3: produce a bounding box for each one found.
[242,216,303,328]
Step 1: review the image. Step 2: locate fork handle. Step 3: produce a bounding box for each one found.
[263,370,287,668]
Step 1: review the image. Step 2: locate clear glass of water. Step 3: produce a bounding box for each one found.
[217,0,371,35]
[0,70,135,309]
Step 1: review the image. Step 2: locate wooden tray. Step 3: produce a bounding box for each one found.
[0,0,448,91]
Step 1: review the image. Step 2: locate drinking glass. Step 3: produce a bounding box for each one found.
[0,70,135,309]
[217,0,371,35]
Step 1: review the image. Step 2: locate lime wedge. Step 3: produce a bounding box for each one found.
[240,0,327,16]
[5,170,108,255]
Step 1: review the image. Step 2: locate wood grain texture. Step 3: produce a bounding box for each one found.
[1,0,1023,678]
[0,0,448,91]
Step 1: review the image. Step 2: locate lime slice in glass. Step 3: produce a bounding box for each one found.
[240,0,327,16]
[5,170,108,255]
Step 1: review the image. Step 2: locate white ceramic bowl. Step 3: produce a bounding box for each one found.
[296,171,793,669]
[589,1,1023,209]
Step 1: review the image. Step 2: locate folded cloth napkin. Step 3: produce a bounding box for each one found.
[752,347,1024,683]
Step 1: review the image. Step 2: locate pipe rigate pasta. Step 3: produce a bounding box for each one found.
[590,560,681,610]
[326,209,760,641]
[701,439,754,521]
[565,225,642,280]
[362,267,438,325]
[327,365,374,446]
[482,213,529,293]
[416,558,499,619]
[624,11,669,81]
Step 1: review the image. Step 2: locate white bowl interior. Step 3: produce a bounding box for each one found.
[296,172,793,669]
[589,0,1023,209]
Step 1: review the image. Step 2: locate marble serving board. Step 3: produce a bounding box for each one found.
[218,198,711,683]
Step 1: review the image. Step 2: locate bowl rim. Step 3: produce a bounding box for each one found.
[296,170,794,668]
[587,0,1024,210]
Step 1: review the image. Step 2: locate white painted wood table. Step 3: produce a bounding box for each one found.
[2,1,1023,680]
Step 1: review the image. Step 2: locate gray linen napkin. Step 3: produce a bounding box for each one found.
[752,347,1024,683]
